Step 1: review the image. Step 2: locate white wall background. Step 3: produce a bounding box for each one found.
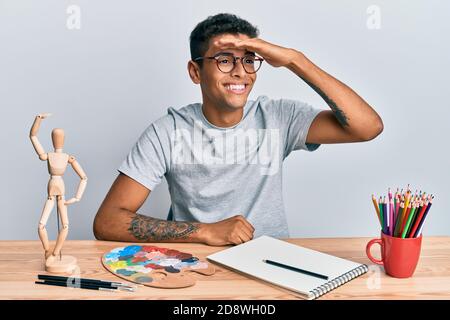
[1,0,449,240]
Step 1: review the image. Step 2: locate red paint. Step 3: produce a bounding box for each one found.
[166,249,180,257]
[176,253,192,260]
[144,263,165,269]
[131,257,148,263]
[141,246,158,252]
[157,248,168,254]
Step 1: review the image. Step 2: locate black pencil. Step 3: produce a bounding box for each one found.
[37,278,120,291]
[35,280,118,292]
[263,259,329,280]
[37,274,135,290]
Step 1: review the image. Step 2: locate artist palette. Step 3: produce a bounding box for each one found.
[102,245,215,288]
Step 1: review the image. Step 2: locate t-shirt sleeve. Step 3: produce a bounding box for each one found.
[278,98,323,159]
[118,123,168,191]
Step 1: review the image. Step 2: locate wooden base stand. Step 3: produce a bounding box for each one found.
[45,255,78,274]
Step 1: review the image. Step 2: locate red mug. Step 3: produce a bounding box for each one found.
[366,231,422,278]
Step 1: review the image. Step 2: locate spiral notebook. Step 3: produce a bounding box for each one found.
[207,235,368,300]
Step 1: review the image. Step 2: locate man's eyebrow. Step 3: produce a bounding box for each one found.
[213,50,256,56]
[213,51,233,56]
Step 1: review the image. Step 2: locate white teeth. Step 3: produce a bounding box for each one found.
[226,84,246,91]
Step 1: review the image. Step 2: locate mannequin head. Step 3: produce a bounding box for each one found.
[51,128,65,151]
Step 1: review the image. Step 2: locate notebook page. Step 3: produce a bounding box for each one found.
[207,235,364,296]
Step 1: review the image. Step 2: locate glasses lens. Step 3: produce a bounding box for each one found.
[242,55,262,74]
[216,55,235,73]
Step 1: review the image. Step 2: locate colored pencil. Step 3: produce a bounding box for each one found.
[379,196,384,230]
[371,194,382,227]
[406,200,422,237]
[402,191,412,223]
[394,202,405,237]
[400,202,412,237]
[393,189,398,216]
[414,197,433,238]
[394,198,400,229]
[402,202,417,238]
[383,197,388,235]
[408,199,430,238]
[397,187,409,234]
[389,198,394,236]
[372,187,434,239]
[381,196,385,234]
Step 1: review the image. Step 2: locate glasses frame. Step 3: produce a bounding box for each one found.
[194,52,264,74]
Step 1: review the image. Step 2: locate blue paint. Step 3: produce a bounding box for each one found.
[164,266,180,273]
[121,245,142,256]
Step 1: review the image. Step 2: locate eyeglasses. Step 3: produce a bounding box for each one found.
[194,52,264,74]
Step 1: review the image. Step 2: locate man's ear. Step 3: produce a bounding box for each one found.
[188,60,201,84]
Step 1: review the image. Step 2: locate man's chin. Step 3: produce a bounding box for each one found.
[223,95,248,110]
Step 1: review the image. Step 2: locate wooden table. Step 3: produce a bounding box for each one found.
[1,237,449,300]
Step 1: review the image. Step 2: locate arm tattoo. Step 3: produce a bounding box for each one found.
[303,78,350,127]
[128,213,199,241]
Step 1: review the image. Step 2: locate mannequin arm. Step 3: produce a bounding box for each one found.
[30,113,51,161]
[65,156,88,205]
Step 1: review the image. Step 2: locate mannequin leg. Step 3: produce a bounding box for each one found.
[52,196,69,257]
[38,196,55,259]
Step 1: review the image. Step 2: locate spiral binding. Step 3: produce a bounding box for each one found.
[309,264,369,299]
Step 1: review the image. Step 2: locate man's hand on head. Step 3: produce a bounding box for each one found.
[214,36,298,68]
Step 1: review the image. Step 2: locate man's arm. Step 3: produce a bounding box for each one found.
[93,173,203,242]
[286,52,384,144]
[93,173,254,245]
[214,37,384,143]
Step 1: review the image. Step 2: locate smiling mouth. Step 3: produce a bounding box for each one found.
[224,83,248,95]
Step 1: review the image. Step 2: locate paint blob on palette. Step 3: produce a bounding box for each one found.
[102,245,215,288]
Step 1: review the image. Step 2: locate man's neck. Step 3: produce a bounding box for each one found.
[201,100,244,128]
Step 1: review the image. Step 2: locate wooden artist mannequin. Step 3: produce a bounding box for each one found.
[30,113,88,273]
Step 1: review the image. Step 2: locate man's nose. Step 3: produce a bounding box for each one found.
[230,58,246,77]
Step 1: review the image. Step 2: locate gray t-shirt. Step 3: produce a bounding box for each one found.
[118,95,322,238]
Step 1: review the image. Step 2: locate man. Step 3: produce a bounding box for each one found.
[93,13,383,246]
